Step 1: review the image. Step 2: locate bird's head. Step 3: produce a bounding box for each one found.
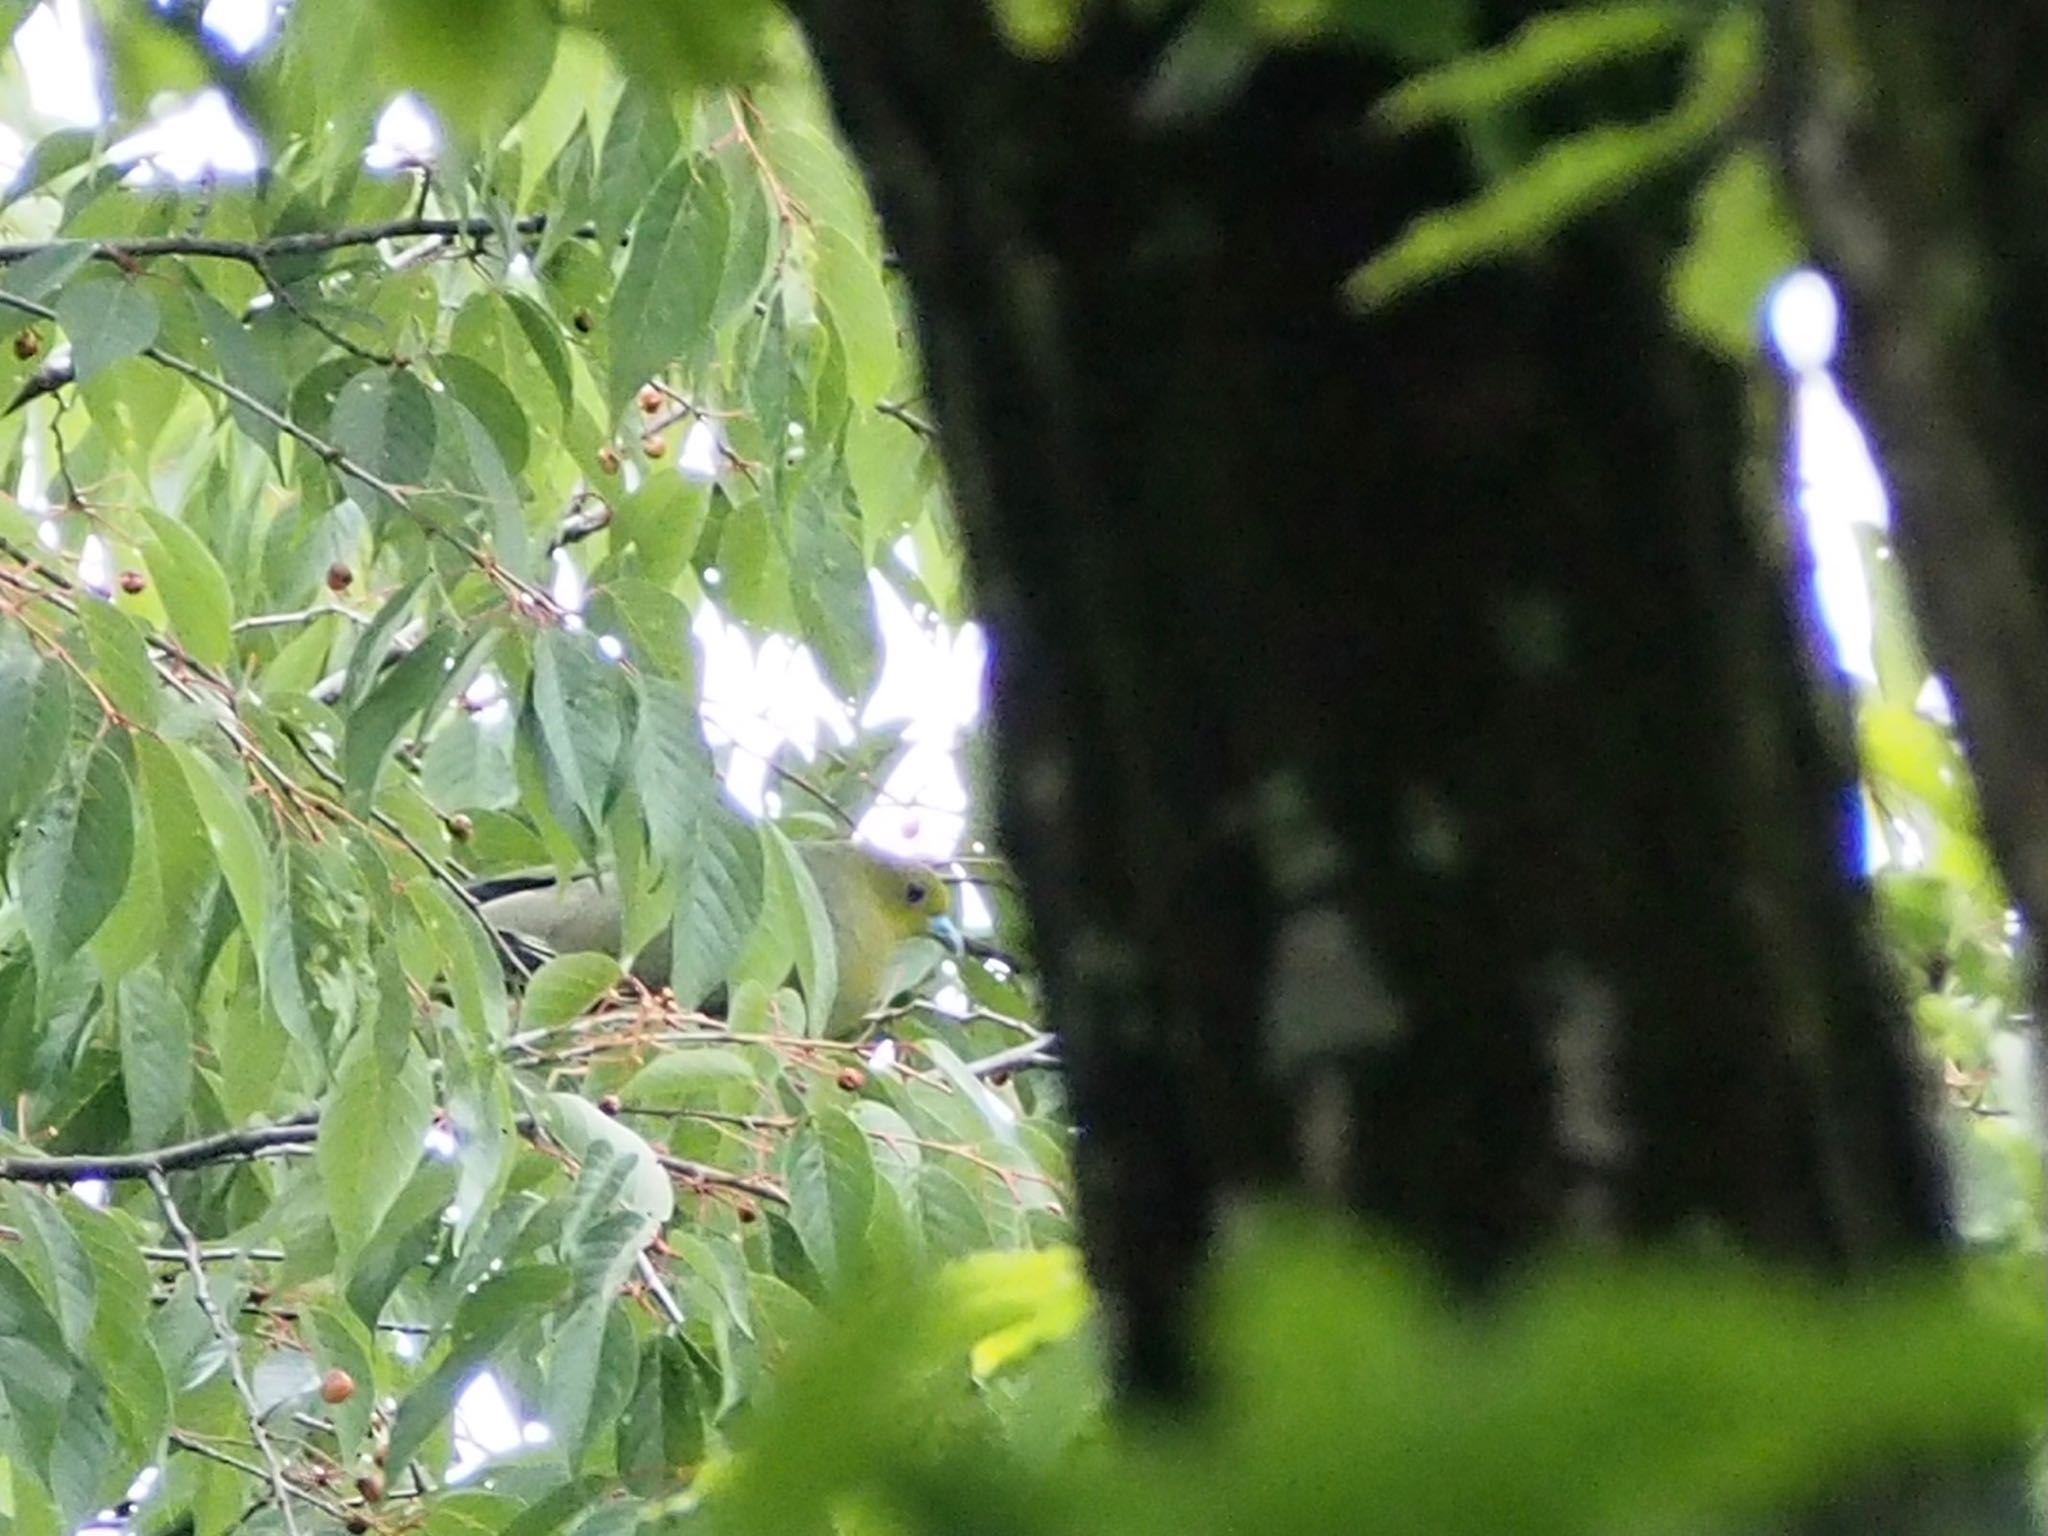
[871,851,965,954]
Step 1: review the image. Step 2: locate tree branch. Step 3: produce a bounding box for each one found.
[0,1118,318,1182]
[0,214,565,271]
[151,1170,306,1536]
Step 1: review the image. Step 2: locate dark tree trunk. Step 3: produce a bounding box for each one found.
[1772,7,2048,1030]
[792,4,1950,1394]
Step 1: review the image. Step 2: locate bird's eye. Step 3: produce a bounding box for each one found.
[905,881,928,906]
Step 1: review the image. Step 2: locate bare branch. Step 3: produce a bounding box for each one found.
[961,1034,1061,1078]
[0,1119,318,1183]
[636,1250,687,1326]
[0,215,564,271]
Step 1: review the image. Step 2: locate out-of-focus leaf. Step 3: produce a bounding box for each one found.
[55,277,159,381]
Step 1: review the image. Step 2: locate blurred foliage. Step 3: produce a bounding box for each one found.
[0,5,2036,1536]
[695,1210,2044,1536]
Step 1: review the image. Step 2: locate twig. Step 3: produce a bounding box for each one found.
[654,1151,789,1207]
[151,1171,306,1536]
[0,1118,318,1183]
[960,1034,1061,1078]
[232,605,368,633]
[0,216,561,270]
[635,1250,687,1326]
[875,398,936,438]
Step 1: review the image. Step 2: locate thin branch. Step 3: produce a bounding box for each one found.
[635,1250,687,1326]
[960,1034,1061,1078]
[0,1118,318,1183]
[654,1151,789,1207]
[232,604,368,633]
[151,1171,305,1536]
[0,215,560,270]
[875,398,936,438]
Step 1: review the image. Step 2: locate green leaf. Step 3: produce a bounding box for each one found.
[617,1335,704,1493]
[76,599,159,728]
[115,967,192,1147]
[812,225,899,405]
[0,652,72,852]
[19,743,134,977]
[1376,2,1688,130]
[434,353,531,475]
[319,1032,435,1261]
[330,365,438,498]
[617,1047,755,1108]
[764,825,838,1042]
[173,743,271,950]
[385,1263,571,1473]
[66,1200,168,1475]
[55,277,160,380]
[538,1091,675,1244]
[789,479,877,697]
[137,506,235,670]
[2,241,93,303]
[662,803,764,1009]
[369,0,556,141]
[595,81,681,248]
[607,156,730,416]
[344,627,457,810]
[528,627,628,837]
[190,290,286,459]
[986,0,1084,57]
[522,951,624,1029]
[780,1108,876,1288]
[1668,148,1802,359]
[342,574,429,714]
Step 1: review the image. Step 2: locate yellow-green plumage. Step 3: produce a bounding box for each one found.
[474,839,954,1038]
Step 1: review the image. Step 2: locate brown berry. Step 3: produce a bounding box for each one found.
[735,1200,759,1224]
[989,1071,1011,1089]
[836,1067,865,1093]
[596,445,621,475]
[345,1517,370,1534]
[597,1093,621,1116]
[356,1472,384,1505]
[117,569,147,595]
[571,308,594,334]
[326,561,354,592]
[13,329,39,360]
[641,433,667,460]
[444,812,473,842]
[638,384,664,414]
[320,1368,355,1405]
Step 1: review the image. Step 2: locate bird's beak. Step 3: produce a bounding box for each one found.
[927,913,967,955]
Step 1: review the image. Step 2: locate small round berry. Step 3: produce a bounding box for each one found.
[320,1369,355,1405]
[598,1093,621,1116]
[445,813,473,842]
[572,308,594,334]
[326,561,354,592]
[597,445,621,475]
[356,1472,384,1505]
[345,1516,370,1534]
[638,384,664,414]
[118,569,148,595]
[836,1067,865,1093]
[641,433,667,460]
[13,330,39,360]
[735,1200,759,1224]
